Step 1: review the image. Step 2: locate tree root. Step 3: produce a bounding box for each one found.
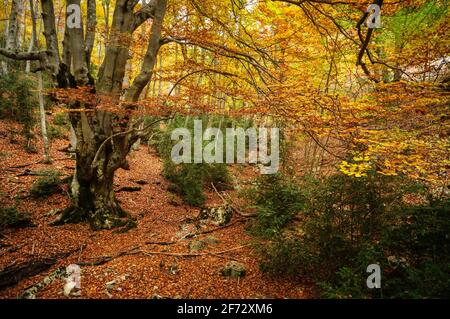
[50,206,136,232]
[50,206,86,226]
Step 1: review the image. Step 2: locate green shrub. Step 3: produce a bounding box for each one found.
[0,205,32,229]
[47,125,65,140]
[53,112,69,126]
[0,72,36,140]
[29,170,63,198]
[255,172,450,298]
[153,115,233,207]
[380,200,450,298]
[246,173,305,238]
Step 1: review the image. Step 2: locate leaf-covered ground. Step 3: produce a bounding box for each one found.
[0,120,312,299]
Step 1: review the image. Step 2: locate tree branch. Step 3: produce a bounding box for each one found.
[0,48,46,61]
[132,0,157,31]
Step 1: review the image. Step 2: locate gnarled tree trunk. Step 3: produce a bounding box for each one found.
[56,0,166,229]
[0,0,167,229]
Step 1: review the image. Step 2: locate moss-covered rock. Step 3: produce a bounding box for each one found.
[220,261,246,278]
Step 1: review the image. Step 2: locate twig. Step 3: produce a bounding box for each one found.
[145,218,246,245]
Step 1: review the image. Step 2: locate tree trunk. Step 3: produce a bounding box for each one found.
[38,72,51,162]
[0,0,166,230]
[85,0,96,70]
[2,0,25,73]
[25,0,38,73]
[40,0,60,78]
[55,0,167,230]
[63,156,128,229]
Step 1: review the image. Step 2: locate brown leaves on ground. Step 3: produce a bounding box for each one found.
[0,120,311,299]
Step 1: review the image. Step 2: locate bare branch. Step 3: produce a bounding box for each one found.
[0,48,46,60]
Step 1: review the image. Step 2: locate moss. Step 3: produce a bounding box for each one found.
[29,170,62,198]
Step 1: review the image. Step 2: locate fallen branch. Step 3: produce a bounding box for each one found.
[6,159,44,169]
[117,186,142,193]
[187,218,245,237]
[4,157,73,170]
[79,243,251,267]
[20,267,66,299]
[141,244,251,258]
[145,241,176,246]
[16,169,68,177]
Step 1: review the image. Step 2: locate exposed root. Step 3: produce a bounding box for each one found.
[50,206,136,232]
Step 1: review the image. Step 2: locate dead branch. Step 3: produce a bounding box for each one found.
[187,218,246,237]
[141,244,251,258]
[145,241,176,246]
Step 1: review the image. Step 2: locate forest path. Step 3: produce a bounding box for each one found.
[0,120,311,298]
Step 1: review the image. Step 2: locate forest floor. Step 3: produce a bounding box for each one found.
[0,119,313,299]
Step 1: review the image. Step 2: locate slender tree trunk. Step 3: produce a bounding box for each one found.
[25,0,38,72]
[38,72,51,162]
[1,0,10,74]
[85,0,96,70]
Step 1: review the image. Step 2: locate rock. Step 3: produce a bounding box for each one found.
[203,236,220,245]
[199,204,232,226]
[168,263,179,275]
[220,261,246,278]
[64,281,77,297]
[175,223,196,239]
[168,194,182,206]
[105,280,116,292]
[45,209,60,217]
[188,240,207,252]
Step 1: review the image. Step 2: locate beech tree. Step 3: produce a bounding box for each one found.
[1,0,25,74]
[0,0,167,228]
[0,0,272,229]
